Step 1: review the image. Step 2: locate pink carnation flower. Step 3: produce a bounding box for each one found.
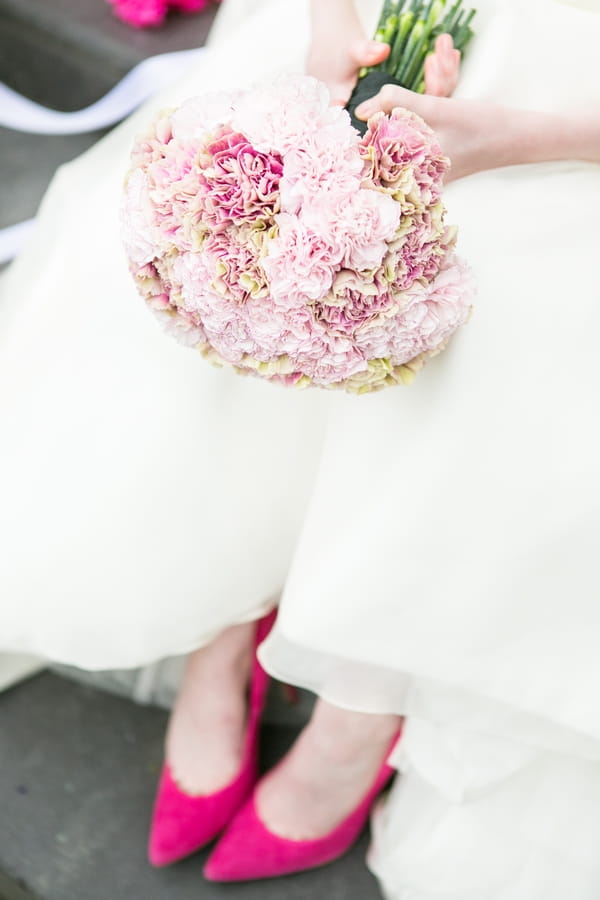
[262,214,338,308]
[307,187,401,272]
[198,130,283,228]
[280,130,363,215]
[231,75,351,155]
[361,108,449,204]
[355,253,473,365]
[170,92,239,140]
[121,169,160,267]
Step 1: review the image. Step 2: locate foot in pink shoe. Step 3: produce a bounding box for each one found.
[204,705,401,881]
[203,738,399,880]
[148,609,277,867]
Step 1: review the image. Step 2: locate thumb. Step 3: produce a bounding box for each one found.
[354,84,419,120]
[351,39,390,68]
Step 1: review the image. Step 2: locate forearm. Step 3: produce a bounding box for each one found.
[467,103,600,175]
[309,0,361,42]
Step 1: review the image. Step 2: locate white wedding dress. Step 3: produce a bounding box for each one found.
[1,0,600,897]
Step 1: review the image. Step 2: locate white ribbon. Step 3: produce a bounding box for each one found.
[0,48,206,265]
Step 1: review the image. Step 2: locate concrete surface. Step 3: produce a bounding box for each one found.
[0,672,383,900]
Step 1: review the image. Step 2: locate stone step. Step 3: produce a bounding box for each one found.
[0,0,217,109]
[0,0,217,228]
[0,672,383,900]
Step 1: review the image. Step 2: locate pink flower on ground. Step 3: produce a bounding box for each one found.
[110,0,167,27]
[109,0,218,28]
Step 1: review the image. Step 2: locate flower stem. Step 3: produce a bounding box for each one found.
[360,0,476,89]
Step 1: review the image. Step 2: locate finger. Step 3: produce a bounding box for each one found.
[424,55,446,97]
[435,33,454,56]
[355,83,422,120]
[438,49,461,93]
[437,47,461,78]
[351,39,390,68]
[425,40,461,97]
[433,34,455,74]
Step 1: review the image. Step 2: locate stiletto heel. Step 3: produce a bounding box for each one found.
[203,730,401,881]
[147,608,277,867]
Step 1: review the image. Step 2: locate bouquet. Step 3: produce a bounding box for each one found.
[348,0,476,132]
[122,75,474,392]
[110,0,220,28]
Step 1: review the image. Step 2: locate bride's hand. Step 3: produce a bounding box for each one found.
[356,88,488,181]
[355,87,600,181]
[306,0,389,105]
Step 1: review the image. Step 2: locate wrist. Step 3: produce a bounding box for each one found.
[310,0,361,40]
[475,105,600,171]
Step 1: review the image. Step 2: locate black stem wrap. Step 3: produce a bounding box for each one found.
[345,71,406,135]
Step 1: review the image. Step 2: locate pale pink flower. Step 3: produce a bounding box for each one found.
[170,92,238,140]
[262,214,338,307]
[231,75,350,155]
[304,187,401,272]
[121,169,159,266]
[280,130,363,215]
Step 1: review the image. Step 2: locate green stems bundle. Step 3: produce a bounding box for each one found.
[346,0,476,133]
[366,0,476,93]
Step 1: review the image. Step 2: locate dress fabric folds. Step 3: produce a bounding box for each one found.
[1,0,600,897]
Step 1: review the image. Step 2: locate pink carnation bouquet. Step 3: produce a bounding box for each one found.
[122,75,474,392]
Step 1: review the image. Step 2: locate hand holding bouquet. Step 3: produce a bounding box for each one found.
[307,0,469,112]
[346,0,475,131]
[122,75,474,392]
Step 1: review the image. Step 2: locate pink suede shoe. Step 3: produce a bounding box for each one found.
[203,732,401,881]
[148,608,277,867]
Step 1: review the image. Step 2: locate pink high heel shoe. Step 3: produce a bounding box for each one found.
[203,731,401,881]
[148,608,277,867]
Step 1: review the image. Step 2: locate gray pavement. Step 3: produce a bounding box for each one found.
[0,0,217,228]
[0,0,217,108]
[0,673,383,900]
